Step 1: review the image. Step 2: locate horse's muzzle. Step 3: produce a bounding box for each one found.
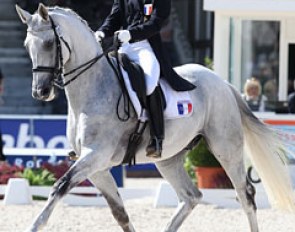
[32,87,56,101]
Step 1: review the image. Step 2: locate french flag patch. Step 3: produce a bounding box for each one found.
[144,4,153,16]
[177,101,193,115]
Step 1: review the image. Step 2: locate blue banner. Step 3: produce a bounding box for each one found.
[0,117,68,149]
[0,116,123,187]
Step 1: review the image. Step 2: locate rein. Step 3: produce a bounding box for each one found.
[105,49,131,122]
[31,16,131,121]
[32,16,104,89]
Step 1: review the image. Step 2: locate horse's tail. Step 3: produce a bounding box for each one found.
[229,84,295,212]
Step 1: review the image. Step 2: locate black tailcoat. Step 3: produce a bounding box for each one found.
[99,0,196,91]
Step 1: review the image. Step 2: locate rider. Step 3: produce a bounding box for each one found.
[95,0,196,158]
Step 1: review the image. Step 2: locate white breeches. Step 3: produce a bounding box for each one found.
[119,40,160,95]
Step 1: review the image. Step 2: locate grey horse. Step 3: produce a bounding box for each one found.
[16,4,295,232]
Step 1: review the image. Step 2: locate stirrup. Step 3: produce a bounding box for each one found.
[68,150,79,161]
[146,137,162,158]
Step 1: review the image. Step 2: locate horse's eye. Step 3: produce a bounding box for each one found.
[43,39,54,50]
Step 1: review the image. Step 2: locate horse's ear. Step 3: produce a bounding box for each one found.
[38,3,49,21]
[15,4,32,24]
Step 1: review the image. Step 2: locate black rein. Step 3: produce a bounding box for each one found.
[31,16,131,121]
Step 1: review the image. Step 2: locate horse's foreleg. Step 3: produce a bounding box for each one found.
[26,153,99,232]
[89,170,136,232]
[155,152,202,232]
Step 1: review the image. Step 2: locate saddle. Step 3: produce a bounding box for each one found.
[107,50,193,165]
[116,53,167,111]
[107,52,168,165]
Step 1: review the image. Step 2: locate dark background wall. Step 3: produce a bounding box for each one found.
[16,0,213,65]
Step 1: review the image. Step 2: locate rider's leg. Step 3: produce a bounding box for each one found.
[136,43,164,158]
[134,42,164,157]
[120,41,164,158]
[146,86,164,158]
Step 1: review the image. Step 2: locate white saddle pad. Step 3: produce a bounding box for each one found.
[122,73,193,120]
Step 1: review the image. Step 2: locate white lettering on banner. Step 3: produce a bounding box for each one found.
[3,123,69,149]
[17,123,45,148]
[15,158,23,166]
[47,136,68,148]
[2,134,14,147]
[26,160,35,168]
[14,158,43,168]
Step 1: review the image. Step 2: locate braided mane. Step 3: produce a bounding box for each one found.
[47,6,94,34]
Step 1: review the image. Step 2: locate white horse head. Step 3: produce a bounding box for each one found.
[16,3,100,101]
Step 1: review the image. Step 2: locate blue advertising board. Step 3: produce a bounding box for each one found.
[0,116,68,149]
[0,115,123,187]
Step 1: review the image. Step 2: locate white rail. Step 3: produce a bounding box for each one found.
[3,148,70,156]
[1,148,158,206]
[0,184,156,206]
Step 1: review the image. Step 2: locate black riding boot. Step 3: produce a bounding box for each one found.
[146,87,164,158]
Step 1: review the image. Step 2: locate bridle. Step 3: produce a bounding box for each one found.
[30,15,132,122]
[31,16,104,89]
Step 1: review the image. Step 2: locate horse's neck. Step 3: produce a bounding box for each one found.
[51,13,119,116]
[51,12,101,72]
[59,15,101,74]
[65,56,120,115]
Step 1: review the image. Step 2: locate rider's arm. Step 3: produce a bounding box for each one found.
[129,0,170,42]
[99,0,122,37]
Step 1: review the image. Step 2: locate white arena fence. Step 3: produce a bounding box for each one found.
[0,148,169,207]
[0,148,294,208]
[0,114,294,207]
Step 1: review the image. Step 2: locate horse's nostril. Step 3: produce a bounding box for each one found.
[41,88,50,97]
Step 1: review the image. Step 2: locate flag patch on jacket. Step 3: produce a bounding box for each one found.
[177,101,193,115]
[144,4,153,16]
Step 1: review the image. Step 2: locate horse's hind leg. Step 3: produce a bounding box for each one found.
[155,151,202,232]
[205,133,259,232]
[224,157,258,232]
[89,170,135,232]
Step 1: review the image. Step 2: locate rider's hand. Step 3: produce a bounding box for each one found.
[116,30,131,44]
[94,31,105,43]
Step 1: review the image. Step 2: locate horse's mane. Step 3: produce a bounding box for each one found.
[47,6,94,34]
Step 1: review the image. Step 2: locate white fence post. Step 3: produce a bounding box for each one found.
[153,181,178,208]
[3,178,32,205]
